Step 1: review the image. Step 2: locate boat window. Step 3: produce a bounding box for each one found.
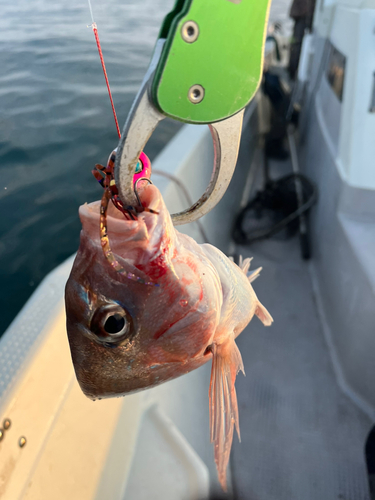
[326,42,346,102]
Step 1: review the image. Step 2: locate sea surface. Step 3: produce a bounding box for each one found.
[0,0,291,335]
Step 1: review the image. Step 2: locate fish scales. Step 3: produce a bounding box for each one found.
[65,183,273,490]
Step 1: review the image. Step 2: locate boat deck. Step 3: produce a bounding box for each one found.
[230,158,372,500]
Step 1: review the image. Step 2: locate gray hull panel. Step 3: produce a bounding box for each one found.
[301,94,375,416]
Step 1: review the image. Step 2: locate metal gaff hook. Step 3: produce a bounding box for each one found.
[114,41,244,226]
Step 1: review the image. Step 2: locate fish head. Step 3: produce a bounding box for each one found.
[65,184,218,400]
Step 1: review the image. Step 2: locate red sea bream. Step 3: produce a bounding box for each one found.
[65,182,273,489]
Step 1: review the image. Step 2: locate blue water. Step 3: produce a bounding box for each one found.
[0,0,291,335]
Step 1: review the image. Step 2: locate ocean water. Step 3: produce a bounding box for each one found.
[0,0,291,335]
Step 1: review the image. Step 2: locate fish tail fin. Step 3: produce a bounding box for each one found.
[209,337,244,491]
[255,301,273,326]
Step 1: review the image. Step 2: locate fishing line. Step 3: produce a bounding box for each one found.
[87,0,95,24]
[87,0,121,138]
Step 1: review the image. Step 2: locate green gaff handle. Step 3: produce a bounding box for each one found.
[152,0,272,125]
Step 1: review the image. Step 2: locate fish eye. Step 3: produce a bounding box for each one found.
[104,313,126,334]
[90,304,132,346]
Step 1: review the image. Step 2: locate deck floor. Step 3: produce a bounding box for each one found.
[230,160,372,500]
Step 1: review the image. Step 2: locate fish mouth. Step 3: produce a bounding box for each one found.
[78,184,167,252]
[79,183,161,227]
[79,199,139,237]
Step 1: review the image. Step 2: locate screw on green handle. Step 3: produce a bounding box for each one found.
[152,0,271,125]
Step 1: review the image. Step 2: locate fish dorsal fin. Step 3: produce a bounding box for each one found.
[238,255,262,283]
[239,255,252,274]
[248,266,262,283]
[209,336,244,491]
[237,255,273,326]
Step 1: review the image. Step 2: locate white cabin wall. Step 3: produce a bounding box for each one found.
[314,1,375,190]
[300,0,375,416]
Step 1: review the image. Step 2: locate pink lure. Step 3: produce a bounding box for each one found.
[134,151,151,185]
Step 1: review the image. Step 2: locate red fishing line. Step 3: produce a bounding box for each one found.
[91,22,121,139]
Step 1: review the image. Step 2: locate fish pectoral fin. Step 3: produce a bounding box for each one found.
[255,301,273,326]
[209,336,244,491]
